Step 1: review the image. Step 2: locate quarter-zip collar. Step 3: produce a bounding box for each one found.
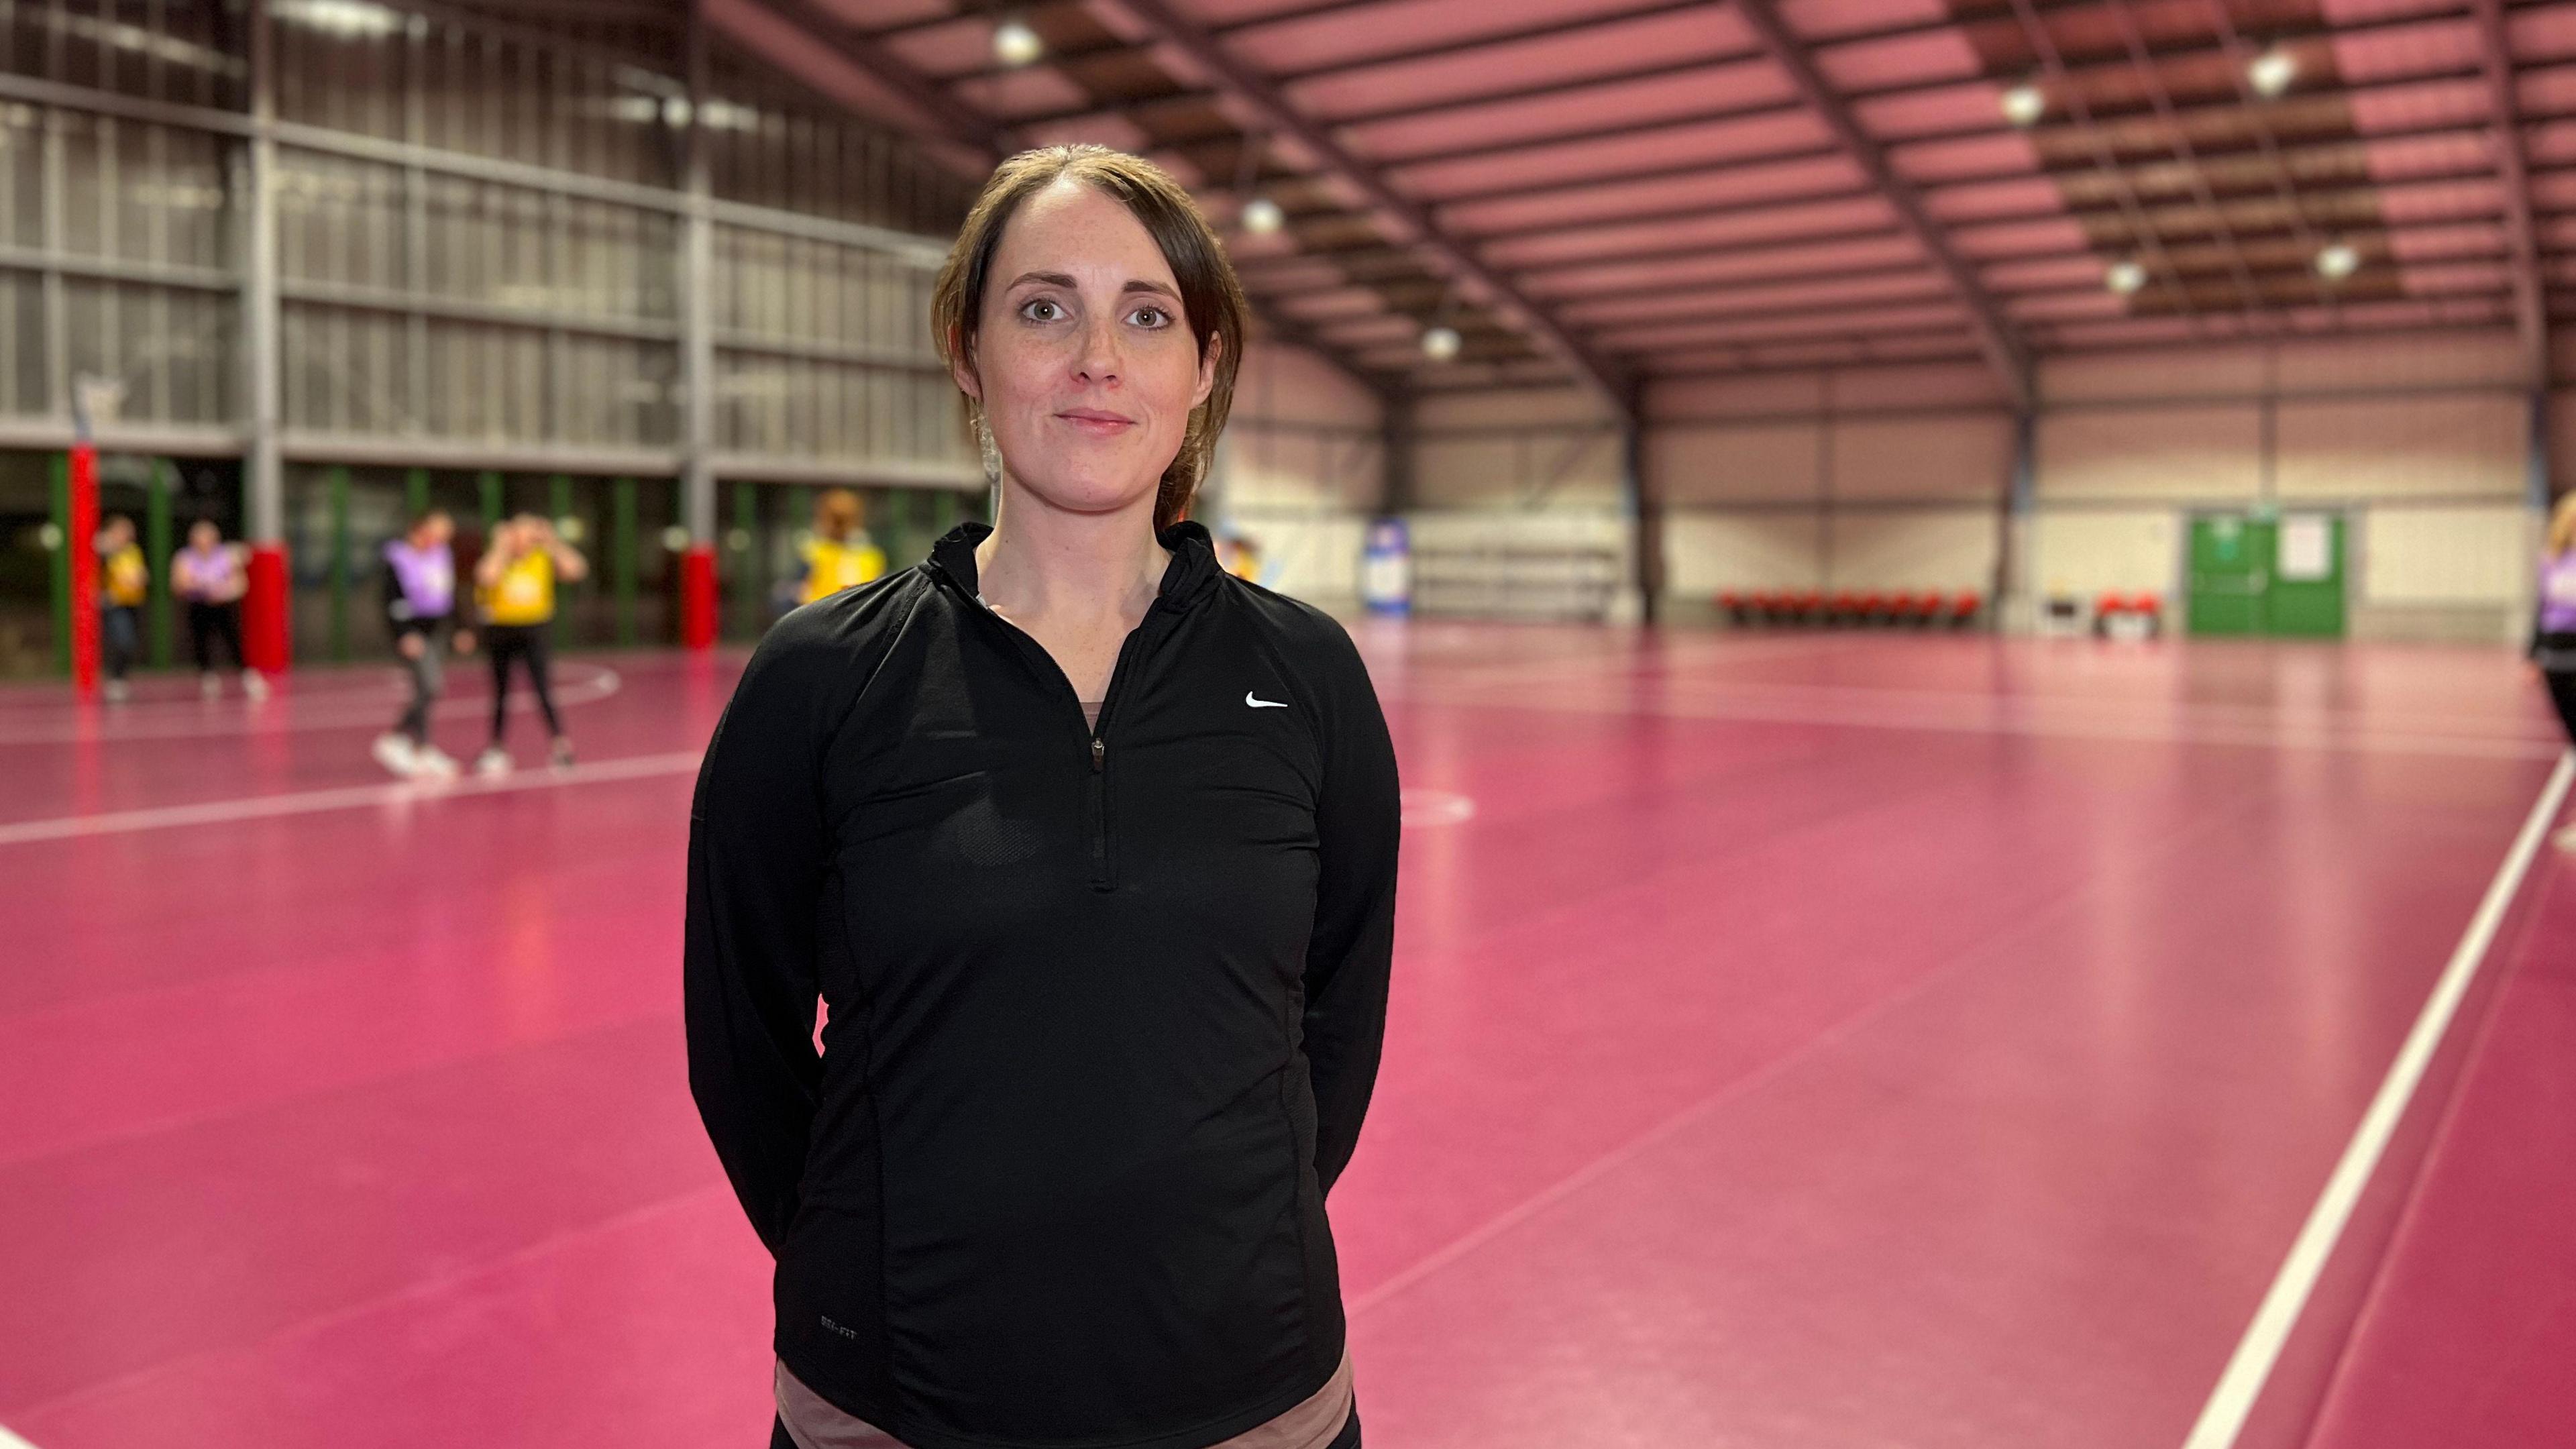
[928,518,1222,612]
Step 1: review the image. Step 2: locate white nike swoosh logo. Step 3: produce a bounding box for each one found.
[1245,692,1287,709]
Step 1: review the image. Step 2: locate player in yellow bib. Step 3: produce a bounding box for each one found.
[473,513,586,775]
[93,515,150,702]
[795,488,885,606]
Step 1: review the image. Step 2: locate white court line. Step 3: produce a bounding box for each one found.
[2181,749,2576,1449]
[0,1421,36,1448]
[0,664,622,745]
[0,749,704,848]
[1404,682,2569,762]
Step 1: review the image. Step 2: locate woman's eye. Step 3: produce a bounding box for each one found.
[1021,299,1061,322]
[1128,305,1170,328]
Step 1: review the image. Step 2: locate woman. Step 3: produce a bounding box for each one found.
[2540,492,2576,849]
[473,512,586,775]
[794,487,888,606]
[373,507,471,780]
[170,519,266,700]
[95,513,148,702]
[686,146,1398,1449]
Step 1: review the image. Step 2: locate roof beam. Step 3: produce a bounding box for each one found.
[1104,0,1633,415]
[1729,0,2031,405]
[2471,0,2548,384]
[745,1,1401,396]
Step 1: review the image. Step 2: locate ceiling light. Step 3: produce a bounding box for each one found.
[2314,241,2360,280]
[274,0,402,37]
[2248,46,2296,97]
[1999,82,2045,127]
[1420,325,1462,362]
[2105,259,2147,295]
[992,17,1044,67]
[1240,196,1284,235]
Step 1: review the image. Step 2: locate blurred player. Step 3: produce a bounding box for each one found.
[474,513,586,775]
[374,507,470,780]
[170,519,266,700]
[2539,492,2576,850]
[794,488,886,606]
[94,513,148,703]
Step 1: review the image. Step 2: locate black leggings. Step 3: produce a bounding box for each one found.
[2548,669,2576,747]
[186,600,244,673]
[484,623,563,743]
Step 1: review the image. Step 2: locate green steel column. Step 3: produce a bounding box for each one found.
[146,460,174,668]
[550,474,585,603]
[326,465,351,663]
[405,467,430,519]
[730,480,757,639]
[612,476,638,647]
[48,452,69,676]
[479,470,504,528]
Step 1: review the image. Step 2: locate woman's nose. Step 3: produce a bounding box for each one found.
[1072,319,1121,384]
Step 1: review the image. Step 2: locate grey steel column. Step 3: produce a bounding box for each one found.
[2002,405,2037,631]
[678,3,716,546]
[1623,398,1658,625]
[244,0,283,545]
[2533,387,2555,511]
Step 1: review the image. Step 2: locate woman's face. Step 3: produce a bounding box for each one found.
[959,179,1216,521]
[188,521,217,550]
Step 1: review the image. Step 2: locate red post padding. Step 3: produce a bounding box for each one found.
[243,543,292,674]
[680,543,718,651]
[68,443,98,696]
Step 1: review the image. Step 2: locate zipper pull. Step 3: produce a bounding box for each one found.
[1090,737,1105,773]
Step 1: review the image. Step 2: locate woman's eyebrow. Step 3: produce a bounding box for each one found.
[1001,270,1179,303]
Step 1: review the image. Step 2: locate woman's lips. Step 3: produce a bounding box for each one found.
[1056,409,1136,437]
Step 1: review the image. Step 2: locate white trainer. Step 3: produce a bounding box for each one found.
[413,745,461,780]
[371,733,419,779]
[475,746,513,778]
[199,674,220,699]
[2555,822,2576,853]
[241,671,270,701]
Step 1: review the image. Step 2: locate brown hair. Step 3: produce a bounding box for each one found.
[931,144,1246,532]
[814,488,862,539]
[2553,492,2576,557]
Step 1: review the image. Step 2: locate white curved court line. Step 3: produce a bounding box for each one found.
[0,665,622,745]
[0,1421,35,1448]
[2180,750,2576,1449]
[1407,682,2569,763]
[0,748,702,848]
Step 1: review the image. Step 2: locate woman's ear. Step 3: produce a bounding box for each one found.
[1192,333,1222,409]
[950,328,982,403]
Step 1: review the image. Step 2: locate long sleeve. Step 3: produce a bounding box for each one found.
[685,631,835,1255]
[1299,626,1400,1197]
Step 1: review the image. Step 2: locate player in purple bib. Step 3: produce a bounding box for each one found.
[373,508,474,780]
[2538,494,2576,849]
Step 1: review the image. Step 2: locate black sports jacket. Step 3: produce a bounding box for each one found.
[684,520,1399,1449]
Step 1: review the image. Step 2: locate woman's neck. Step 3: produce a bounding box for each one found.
[973,486,1169,626]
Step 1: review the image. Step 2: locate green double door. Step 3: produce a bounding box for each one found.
[2188,512,2346,639]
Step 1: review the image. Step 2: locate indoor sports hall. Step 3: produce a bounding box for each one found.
[5,1,2575,1447]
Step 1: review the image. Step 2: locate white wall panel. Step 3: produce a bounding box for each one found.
[1662,510,1826,593]
[2361,504,2534,604]
[2031,508,2182,596]
[2273,395,2523,500]
[1651,422,1822,504]
[1833,415,2010,500]
[2037,405,2261,500]
[1826,508,2000,590]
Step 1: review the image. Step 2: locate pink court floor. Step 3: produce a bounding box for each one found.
[3,625,2573,1449]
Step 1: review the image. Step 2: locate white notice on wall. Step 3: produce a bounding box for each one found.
[2279,515,2332,581]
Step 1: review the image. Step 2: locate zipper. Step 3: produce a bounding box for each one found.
[960,580,1155,894]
